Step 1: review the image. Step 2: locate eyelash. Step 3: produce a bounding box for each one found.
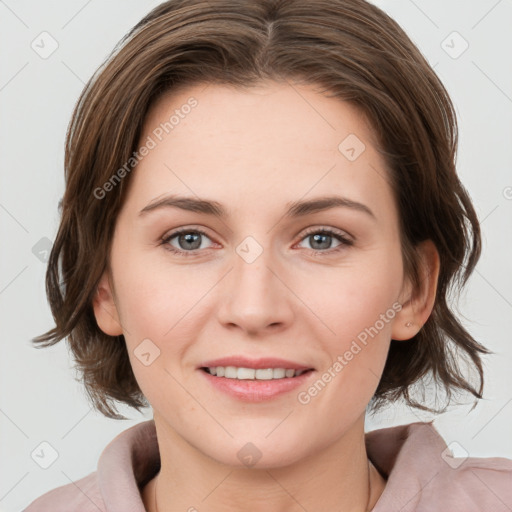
[160,226,353,257]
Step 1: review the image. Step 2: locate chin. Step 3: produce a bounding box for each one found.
[200,434,312,470]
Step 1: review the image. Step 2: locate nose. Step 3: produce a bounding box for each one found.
[216,244,295,337]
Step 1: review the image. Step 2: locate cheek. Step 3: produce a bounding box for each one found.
[308,259,401,388]
[113,247,202,337]
[112,252,211,395]
[115,259,198,407]
[309,259,401,340]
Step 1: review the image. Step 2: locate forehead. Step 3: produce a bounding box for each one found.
[124,81,396,226]
[142,80,378,160]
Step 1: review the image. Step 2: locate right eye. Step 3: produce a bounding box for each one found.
[160,228,215,256]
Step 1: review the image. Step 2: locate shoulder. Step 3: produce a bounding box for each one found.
[423,454,512,511]
[22,420,158,512]
[368,421,512,512]
[411,421,512,506]
[23,471,106,512]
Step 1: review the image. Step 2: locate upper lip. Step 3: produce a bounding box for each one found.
[199,356,314,371]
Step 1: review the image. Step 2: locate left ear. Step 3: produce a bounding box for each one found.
[391,239,440,341]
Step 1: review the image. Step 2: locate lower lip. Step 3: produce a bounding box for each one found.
[199,369,315,402]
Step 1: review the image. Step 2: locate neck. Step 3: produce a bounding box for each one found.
[143,413,386,512]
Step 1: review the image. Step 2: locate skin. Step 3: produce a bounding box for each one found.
[93,80,440,512]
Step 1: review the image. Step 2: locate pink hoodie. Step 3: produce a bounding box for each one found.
[23,419,512,511]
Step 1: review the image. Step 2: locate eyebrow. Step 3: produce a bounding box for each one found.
[139,194,376,220]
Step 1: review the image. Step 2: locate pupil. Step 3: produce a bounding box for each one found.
[312,233,330,250]
[180,233,201,250]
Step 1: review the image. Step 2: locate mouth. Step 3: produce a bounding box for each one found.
[197,356,315,381]
[200,366,314,380]
[198,362,316,402]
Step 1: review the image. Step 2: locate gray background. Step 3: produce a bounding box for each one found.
[1,1,511,510]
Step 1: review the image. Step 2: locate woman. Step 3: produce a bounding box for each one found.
[25,0,512,511]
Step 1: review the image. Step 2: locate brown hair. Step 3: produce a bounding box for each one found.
[33,0,490,419]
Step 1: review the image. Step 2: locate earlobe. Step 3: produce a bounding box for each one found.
[92,270,124,336]
[392,239,440,341]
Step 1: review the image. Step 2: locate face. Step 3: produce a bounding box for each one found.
[93,80,432,468]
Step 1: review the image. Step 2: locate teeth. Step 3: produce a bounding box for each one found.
[206,366,308,380]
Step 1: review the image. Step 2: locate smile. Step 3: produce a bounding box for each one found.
[199,366,316,402]
[202,366,312,380]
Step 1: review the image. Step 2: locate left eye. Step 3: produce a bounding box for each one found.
[296,229,352,253]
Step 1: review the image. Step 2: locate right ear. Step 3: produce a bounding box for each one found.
[92,270,124,336]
